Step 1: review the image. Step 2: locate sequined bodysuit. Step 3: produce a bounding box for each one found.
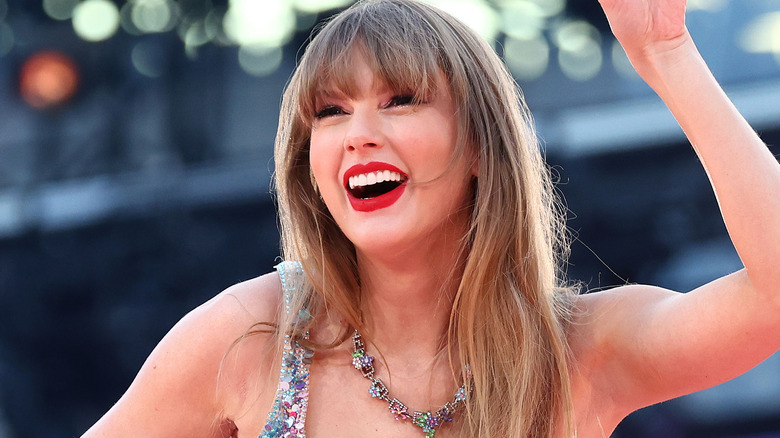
[259,261,312,438]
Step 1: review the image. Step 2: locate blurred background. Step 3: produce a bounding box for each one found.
[0,0,779,436]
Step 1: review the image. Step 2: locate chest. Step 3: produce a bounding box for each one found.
[233,339,620,438]
[234,369,622,438]
[305,354,465,438]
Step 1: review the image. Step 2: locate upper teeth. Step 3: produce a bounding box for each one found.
[348,170,403,189]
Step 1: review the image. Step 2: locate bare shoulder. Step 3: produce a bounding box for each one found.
[567,270,780,433]
[211,270,285,325]
[82,270,285,438]
[567,284,674,356]
[568,284,676,336]
[165,269,286,370]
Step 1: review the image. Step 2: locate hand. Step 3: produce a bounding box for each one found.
[598,0,688,58]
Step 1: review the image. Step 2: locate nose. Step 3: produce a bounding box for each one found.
[344,109,383,152]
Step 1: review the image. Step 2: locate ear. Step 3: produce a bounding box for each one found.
[470,156,479,178]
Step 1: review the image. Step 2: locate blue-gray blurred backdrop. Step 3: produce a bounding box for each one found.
[1,0,779,437]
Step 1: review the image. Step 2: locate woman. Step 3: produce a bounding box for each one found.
[82,0,780,437]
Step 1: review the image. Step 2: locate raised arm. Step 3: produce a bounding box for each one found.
[572,0,780,424]
[603,0,780,290]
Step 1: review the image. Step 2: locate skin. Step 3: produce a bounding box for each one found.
[309,55,476,358]
[81,0,780,437]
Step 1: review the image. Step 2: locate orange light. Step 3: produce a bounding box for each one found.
[19,51,79,109]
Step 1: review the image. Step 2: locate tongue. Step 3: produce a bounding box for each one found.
[351,181,402,199]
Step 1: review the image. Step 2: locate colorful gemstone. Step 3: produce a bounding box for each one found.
[360,354,374,368]
[369,382,384,398]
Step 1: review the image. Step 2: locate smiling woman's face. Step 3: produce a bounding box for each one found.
[308,54,476,259]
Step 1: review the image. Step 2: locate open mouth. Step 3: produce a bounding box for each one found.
[347,170,407,199]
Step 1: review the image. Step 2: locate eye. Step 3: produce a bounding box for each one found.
[315,105,346,119]
[387,94,420,107]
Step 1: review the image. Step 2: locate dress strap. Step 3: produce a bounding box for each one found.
[260,261,312,438]
[277,260,312,327]
[277,260,304,309]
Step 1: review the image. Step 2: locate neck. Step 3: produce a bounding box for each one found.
[356,240,466,362]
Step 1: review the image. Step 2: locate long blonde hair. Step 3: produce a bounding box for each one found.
[273,0,576,436]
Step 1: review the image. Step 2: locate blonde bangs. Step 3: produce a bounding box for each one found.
[294,1,446,127]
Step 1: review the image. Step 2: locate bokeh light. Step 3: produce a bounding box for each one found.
[19,51,79,109]
[739,12,780,57]
[35,0,636,80]
[72,0,120,42]
[131,0,180,34]
[504,35,549,80]
[131,40,165,78]
[532,0,565,17]
[423,0,500,43]
[205,8,231,46]
[181,19,215,58]
[498,0,565,18]
[500,1,545,40]
[553,19,599,52]
[223,0,295,48]
[238,44,283,77]
[293,0,353,14]
[120,2,143,35]
[43,0,79,21]
[559,38,602,81]
[554,20,602,81]
[688,0,728,12]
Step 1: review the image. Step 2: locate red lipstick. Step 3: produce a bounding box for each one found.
[343,162,407,212]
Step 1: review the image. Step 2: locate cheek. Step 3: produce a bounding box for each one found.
[309,132,340,194]
[402,124,456,169]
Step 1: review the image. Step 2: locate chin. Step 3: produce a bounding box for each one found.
[348,227,420,258]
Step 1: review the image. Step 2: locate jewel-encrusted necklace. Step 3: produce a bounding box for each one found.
[351,330,470,437]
